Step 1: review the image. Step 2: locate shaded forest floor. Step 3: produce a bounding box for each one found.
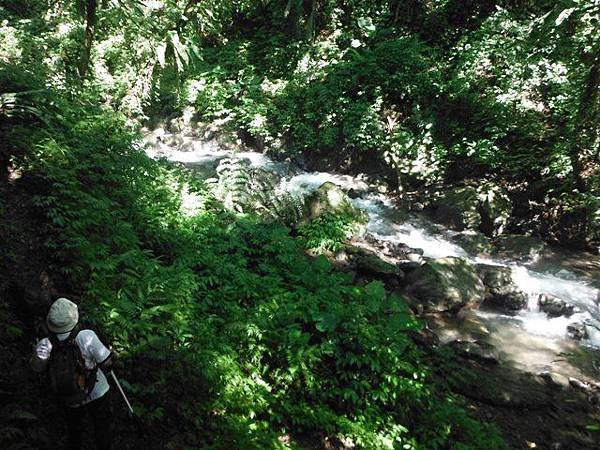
[2,164,600,450]
[0,170,142,449]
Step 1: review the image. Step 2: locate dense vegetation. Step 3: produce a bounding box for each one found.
[1,1,598,449]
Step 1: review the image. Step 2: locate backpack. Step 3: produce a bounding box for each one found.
[48,329,97,404]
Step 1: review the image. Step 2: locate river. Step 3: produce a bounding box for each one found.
[145,128,600,377]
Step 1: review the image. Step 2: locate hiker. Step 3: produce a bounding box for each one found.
[30,297,114,450]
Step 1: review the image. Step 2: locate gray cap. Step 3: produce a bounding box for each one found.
[46,298,79,333]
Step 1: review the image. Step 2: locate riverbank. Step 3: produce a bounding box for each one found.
[142,123,600,448]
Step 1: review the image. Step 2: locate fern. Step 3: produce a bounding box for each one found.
[208,156,304,223]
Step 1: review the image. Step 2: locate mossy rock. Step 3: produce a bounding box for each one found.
[301,182,368,231]
[346,246,401,279]
[452,230,493,255]
[432,186,480,231]
[493,234,545,260]
[404,257,485,312]
[478,264,527,313]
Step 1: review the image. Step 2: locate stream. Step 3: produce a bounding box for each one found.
[145,129,600,379]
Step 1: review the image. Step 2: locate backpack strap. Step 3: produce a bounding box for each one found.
[48,324,81,348]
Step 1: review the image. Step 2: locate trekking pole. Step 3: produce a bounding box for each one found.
[110,370,134,415]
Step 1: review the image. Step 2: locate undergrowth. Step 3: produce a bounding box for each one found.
[7,93,507,449]
[298,212,361,253]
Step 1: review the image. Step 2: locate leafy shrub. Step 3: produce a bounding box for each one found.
[297,212,360,253]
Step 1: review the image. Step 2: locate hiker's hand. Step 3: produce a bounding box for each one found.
[100,352,125,372]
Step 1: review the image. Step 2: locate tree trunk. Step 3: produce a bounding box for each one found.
[79,0,98,78]
[570,53,600,193]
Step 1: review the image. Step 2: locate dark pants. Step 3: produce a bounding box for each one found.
[64,393,112,450]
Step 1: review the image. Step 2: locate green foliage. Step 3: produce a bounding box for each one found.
[11,0,600,446]
[5,82,507,447]
[206,156,304,223]
[298,212,359,253]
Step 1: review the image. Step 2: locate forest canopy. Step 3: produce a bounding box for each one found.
[2,0,598,246]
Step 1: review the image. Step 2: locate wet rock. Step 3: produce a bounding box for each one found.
[567,323,589,340]
[404,257,485,312]
[452,230,492,255]
[448,339,499,365]
[411,202,425,212]
[362,233,380,245]
[538,294,575,318]
[165,134,185,148]
[538,371,570,390]
[431,186,480,231]
[166,116,189,133]
[178,138,199,152]
[345,246,402,283]
[397,255,423,270]
[482,289,528,313]
[408,327,440,349]
[492,234,546,261]
[363,233,410,258]
[358,234,424,270]
[568,377,592,392]
[347,188,361,199]
[478,265,528,313]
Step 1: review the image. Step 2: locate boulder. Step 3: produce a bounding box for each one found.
[345,246,402,284]
[302,182,368,228]
[362,233,423,259]
[538,371,570,390]
[165,133,184,148]
[478,265,528,313]
[482,290,528,313]
[397,254,424,270]
[567,323,588,340]
[432,186,480,231]
[356,234,424,271]
[452,230,492,255]
[404,257,485,312]
[538,294,575,318]
[492,234,546,261]
[448,339,499,365]
[568,377,592,392]
[347,188,361,199]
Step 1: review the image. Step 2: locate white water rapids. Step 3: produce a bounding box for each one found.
[146,132,600,374]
